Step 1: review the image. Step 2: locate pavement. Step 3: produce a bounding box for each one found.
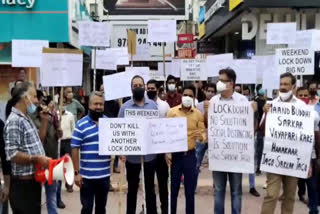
[39,164,309,214]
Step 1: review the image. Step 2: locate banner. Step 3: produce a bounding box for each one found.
[208,101,255,173]
[98,118,188,155]
[261,102,315,178]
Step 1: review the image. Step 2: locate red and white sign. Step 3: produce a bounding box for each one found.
[178,34,194,44]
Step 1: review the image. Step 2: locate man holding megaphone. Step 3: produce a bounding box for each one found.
[4,82,51,214]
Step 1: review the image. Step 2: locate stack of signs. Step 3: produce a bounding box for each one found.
[261,102,315,178]
[208,100,255,173]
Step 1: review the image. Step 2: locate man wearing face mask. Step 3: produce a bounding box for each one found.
[4,82,50,214]
[195,83,216,190]
[209,68,248,214]
[64,87,85,122]
[260,72,318,214]
[118,75,158,214]
[166,84,207,214]
[146,79,170,214]
[166,75,182,108]
[308,80,319,106]
[71,91,111,214]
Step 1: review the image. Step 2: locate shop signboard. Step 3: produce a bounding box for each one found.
[229,0,243,11]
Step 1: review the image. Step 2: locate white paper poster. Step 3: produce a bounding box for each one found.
[261,102,315,178]
[289,30,320,51]
[147,20,177,43]
[206,53,233,77]
[78,21,111,47]
[275,48,315,75]
[124,109,159,119]
[91,49,117,70]
[267,22,296,45]
[12,40,49,67]
[113,47,130,65]
[258,55,280,90]
[40,49,83,87]
[229,59,257,84]
[168,59,181,78]
[150,69,166,81]
[180,59,207,81]
[125,67,151,83]
[208,101,255,173]
[99,118,188,155]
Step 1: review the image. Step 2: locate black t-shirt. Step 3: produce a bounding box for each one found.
[104,100,120,118]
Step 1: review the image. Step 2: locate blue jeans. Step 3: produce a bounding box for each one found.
[171,150,197,214]
[80,177,110,214]
[213,171,242,214]
[249,174,255,189]
[307,160,319,214]
[195,142,208,188]
[45,181,58,214]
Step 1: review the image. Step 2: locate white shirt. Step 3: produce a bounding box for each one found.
[210,91,248,103]
[156,98,170,118]
[59,110,75,140]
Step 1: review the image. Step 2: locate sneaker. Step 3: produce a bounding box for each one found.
[249,188,260,197]
[57,201,66,209]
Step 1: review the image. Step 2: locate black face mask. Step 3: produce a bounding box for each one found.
[89,109,104,121]
[132,87,145,101]
[147,91,157,100]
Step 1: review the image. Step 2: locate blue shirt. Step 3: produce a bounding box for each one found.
[118,98,158,164]
[71,115,110,179]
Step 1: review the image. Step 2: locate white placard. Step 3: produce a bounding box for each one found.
[40,52,83,87]
[229,59,257,84]
[289,30,320,51]
[267,22,296,45]
[99,118,147,155]
[258,55,280,90]
[125,67,151,83]
[180,59,207,81]
[147,20,177,43]
[12,40,49,67]
[208,101,255,173]
[252,56,264,84]
[261,102,315,178]
[276,48,315,75]
[113,47,130,65]
[206,53,233,77]
[92,49,116,70]
[99,118,188,155]
[78,21,111,47]
[167,59,181,78]
[150,69,166,81]
[124,109,160,119]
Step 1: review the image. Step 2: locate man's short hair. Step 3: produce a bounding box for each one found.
[167,75,176,83]
[297,86,308,94]
[89,91,104,104]
[131,75,145,88]
[219,68,237,84]
[307,79,318,88]
[147,79,159,89]
[182,84,196,97]
[205,83,216,91]
[280,72,296,85]
[11,81,34,106]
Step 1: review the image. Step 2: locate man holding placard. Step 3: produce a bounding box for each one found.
[118,75,158,214]
[260,72,319,214]
[208,68,253,214]
[71,91,111,214]
[166,84,207,214]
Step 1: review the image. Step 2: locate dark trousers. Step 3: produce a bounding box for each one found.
[171,150,196,214]
[307,159,319,214]
[9,178,42,214]
[126,160,157,214]
[80,177,110,214]
[256,131,264,172]
[298,178,307,197]
[155,154,168,214]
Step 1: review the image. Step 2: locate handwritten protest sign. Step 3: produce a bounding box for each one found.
[125,67,151,83]
[229,59,257,84]
[92,49,116,70]
[267,22,296,45]
[167,59,181,78]
[147,20,177,43]
[289,30,320,51]
[78,21,111,47]
[40,48,83,87]
[150,69,166,81]
[180,59,207,81]
[276,48,315,75]
[99,118,188,155]
[206,53,233,77]
[258,55,280,90]
[208,101,255,173]
[125,109,159,119]
[261,102,315,178]
[12,40,49,67]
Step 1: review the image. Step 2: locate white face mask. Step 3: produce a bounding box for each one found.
[279,90,292,101]
[216,81,227,93]
[168,84,176,92]
[182,96,193,108]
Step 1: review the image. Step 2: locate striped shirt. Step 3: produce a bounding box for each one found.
[71,115,110,179]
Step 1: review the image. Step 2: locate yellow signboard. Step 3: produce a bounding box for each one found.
[229,0,243,11]
[199,23,206,39]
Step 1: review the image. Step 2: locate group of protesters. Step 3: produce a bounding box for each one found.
[0,68,320,214]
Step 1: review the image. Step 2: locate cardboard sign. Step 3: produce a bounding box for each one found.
[206,53,233,77]
[40,48,83,87]
[267,23,296,45]
[180,59,207,81]
[12,40,49,68]
[261,102,315,178]
[147,20,177,43]
[128,30,137,55]
[275,48,315,75]
[208,101,255,173]
[78,21,111,47]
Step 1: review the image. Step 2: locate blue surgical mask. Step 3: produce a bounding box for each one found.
[27,97,37,114]
[258,88,265,96]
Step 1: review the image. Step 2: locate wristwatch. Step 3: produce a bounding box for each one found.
[74,170,80,176]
